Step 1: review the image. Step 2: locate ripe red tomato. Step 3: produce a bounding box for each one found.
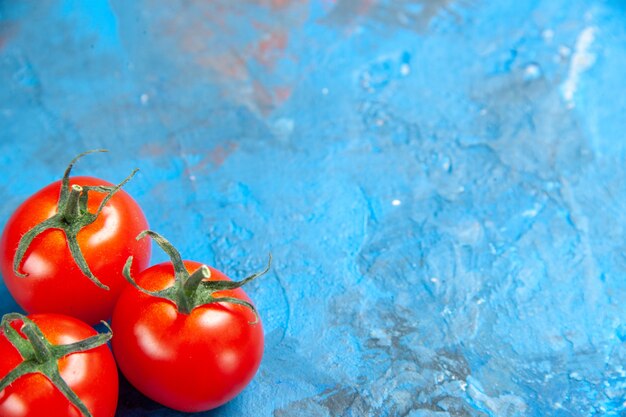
[0,172,150,324]
[0,313,118,417]
[111,232,266,412]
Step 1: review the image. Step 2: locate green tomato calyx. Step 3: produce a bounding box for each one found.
[12,149,139,290]
[0,313,112,417]
[123,230,271,320]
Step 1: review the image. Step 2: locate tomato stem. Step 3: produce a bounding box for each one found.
[20,321,54,363]
[181,265,211,314]
[63,185,84,223]
[123,230,271,319]
[0,313,112,417]
[12,150,139,290]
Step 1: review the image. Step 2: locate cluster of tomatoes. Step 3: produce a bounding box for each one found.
[0,151,269,417]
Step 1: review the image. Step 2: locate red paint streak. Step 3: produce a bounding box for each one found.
[259,32,288,56]
[357,0,376,16]
[270,0,299,9]
[252,81,275,115]
[255,31,289,67]
[257,0,309,10]
[251,82,293,116]
[207,143,239,168]
[197,52,249,81]
[141,139,239,176]
[182,142,239,179]
[0,24,17,51]
[154,1,309,114]
[269,0,290,8]
[274,86,293,103]
[141,141,169,157]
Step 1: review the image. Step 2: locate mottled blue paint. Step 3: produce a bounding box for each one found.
[2,1,626,416]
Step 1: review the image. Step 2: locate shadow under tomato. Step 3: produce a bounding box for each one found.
[115,371,168,416]
[114,370,240,416]
[0,280,24,317]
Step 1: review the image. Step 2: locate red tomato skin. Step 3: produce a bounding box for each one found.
[0,313,119,417]
[0,176,151,324]
[111,261,264,412]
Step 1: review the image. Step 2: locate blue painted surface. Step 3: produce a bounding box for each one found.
[2,1,626,416]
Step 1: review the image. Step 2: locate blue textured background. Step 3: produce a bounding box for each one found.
[2,1,626,416]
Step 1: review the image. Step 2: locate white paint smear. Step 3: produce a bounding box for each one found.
[561,26,597,108]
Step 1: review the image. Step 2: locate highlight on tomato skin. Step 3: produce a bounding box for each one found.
[0,313,119,417]
[0,150,151,325]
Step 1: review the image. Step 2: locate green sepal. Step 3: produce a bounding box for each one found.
[0,313,113,417]
[122,256,180,301]
[12,218,60,278]
[123,230,271,318]
[58,150,107,204]
[12,150,139,290]
[196,295,261,324]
